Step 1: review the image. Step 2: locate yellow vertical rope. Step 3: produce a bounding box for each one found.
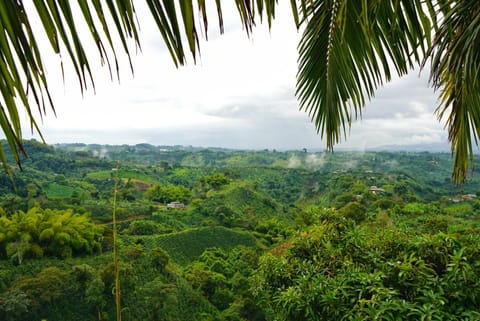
[112,165,121,321]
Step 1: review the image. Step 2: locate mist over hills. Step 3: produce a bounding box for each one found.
[325,142,451,153]
[54,141,458,154]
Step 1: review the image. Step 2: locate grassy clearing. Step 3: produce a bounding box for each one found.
[44,183,78,198]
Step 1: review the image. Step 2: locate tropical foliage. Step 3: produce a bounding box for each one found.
[1,143,480,319]
[144,184,191,204]
[254,212,480,320]
[0,207,102,261]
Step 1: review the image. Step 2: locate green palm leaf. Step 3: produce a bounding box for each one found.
[296,0,432,149]
[0,0,296,174]
[427,0,480,183]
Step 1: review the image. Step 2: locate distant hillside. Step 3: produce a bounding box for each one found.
[366,142,452,153]
[2,140,480,208]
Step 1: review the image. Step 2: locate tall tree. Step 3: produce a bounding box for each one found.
[0,1,478,183]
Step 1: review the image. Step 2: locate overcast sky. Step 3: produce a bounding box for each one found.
[21,2,449,151]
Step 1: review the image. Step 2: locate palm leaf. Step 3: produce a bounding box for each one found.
[296,0,432,150]
[0,0,300,173]
[427,0,480,183]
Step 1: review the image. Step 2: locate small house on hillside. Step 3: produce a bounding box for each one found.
[370,186,385,194]
[462,194,477,201]
[167,201,185,209]
[449,194,478,203]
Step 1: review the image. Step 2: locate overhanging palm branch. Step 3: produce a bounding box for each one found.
[297,0,432,153]
[296,0,480,183]
[0,0,299,173]
[426,0,480,182]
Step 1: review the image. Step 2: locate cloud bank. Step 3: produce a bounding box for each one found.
[18,2,449,151]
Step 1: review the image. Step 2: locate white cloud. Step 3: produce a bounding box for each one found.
[17,2,449,151]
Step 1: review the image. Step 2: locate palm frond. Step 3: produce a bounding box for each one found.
[296,0,432,150]
[427,0,480,183]
[0,0,302,172]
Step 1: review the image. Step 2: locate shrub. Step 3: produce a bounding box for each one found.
[123,245,144,260]
[150,247,170,271]
[339,201,367,223]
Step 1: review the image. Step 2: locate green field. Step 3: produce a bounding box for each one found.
[86,169,157,183]
[122,226,257,264]
[44,183,78,198]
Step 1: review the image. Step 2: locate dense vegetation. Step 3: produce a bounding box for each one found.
[1,140,480,320]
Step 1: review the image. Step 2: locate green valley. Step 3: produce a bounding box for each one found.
[1,140,480,320]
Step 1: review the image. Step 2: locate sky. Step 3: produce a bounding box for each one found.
[20,2,449,151]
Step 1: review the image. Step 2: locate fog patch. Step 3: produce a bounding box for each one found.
[383,159,399,169]
[344,159,358,169]
[92,148,109,159]
[71,146,87,152]
[287,155,302,168]
[305,153,326,168]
